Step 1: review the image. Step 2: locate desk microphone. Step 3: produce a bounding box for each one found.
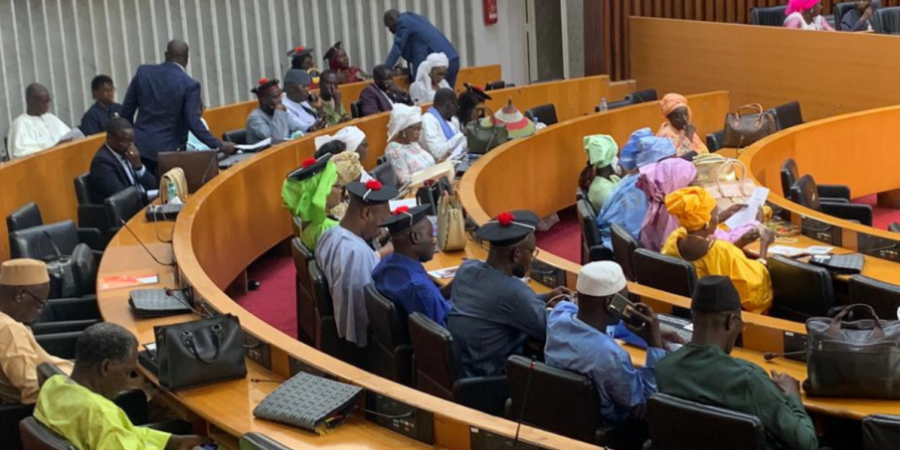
[119,219,176,267]
[764,350,806,361]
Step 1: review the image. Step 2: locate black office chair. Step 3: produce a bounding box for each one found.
[749,5,787,26]
[364,284,413,386]
[890,223,900,234]
[485,80,507,91]
[625,89,658,104]
[790,175,873,226]
[603,99,634,111]
[863,414,900,450]
[849,275,900,320]
[768,255,837,322]
[10,221,86,261]
[611,224,640,282]
[706,130,725,152]
[7,203,104,253]
[767,101,803,131]
[240,432,293,450]
[370,162,398,188]
[780,158,851,201]
[577,200,613,264]
[74,173,114,245]
[291,238,316,346]
[633,249,697,298]
[873,7,900,34]
[407,312,507,416]
[19,417,75,450]
[222,129,248,145]
[2,402,33,450]
[350,102,362,119]
[524,103,558,126]
[104,187,144,235]
[646,393,766,450]
[308,261,367,368]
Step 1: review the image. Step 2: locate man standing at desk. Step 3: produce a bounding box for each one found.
[121,39,234,176]
[383,9,460,88]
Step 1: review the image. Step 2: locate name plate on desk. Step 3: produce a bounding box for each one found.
[858,232,900,262]
[801,216,842,247]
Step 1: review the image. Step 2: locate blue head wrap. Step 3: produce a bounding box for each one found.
[619,128,653,171]
[635,136,677,168]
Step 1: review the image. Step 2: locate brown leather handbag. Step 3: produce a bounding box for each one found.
[804,304,900,399]
[722,103,777,148]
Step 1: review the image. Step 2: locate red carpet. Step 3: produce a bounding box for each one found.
[852,194,900,231]
[535,206,581,264]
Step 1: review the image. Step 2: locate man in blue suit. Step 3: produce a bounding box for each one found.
[383,9,460,88]
[121,40,234,176]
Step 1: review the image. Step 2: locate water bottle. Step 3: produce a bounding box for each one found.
[600,98,608,112]
[166,179,178,203]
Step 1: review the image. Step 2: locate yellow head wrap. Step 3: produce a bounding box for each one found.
[665,187,717,231]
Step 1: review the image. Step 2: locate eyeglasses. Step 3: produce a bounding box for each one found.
[20,288,48,308]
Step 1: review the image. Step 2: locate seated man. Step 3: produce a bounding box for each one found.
[0,259,73,405]
[35,323,211,450]
[315,180,397,347]
[282,69,325,133]
[842,0,876,32]
[657,276,819,450]
[545,261,672,428]
[89,118,159,202]
[420,88,466,161]
[319,70,352,126]
[246,78,304,144]
[8,83,74,160]
[448,210,572,377]
[373,204,451,326]
[358,65,412,117]
[79,75,123,136]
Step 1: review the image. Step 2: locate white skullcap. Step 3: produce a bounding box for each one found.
[387,104,423,141]
[333,126,366,153]
[576,261,627,297]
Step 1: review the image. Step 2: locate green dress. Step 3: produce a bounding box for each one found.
[281,161,339,250]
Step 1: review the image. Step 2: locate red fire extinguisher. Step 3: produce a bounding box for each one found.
[483,0,498,25]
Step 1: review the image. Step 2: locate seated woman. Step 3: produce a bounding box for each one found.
[662,187,774,314]
[656,93,709,157]
[783,0,835,31]
[281,156,342,250]
[638,157,697,251]
[324,42,369,84]
[386,104,435,186]
[579,134,622,213]
[841,0,876,32]
[457,84,493,128]
[409,53,451,104]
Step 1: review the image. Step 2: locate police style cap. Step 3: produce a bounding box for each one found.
[381,204,431,234]
[287,154,332,181]
[691,276,742,314]
[346,180,399,204]
[476,210,539,247]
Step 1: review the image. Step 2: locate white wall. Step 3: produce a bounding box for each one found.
[469,0,529,86]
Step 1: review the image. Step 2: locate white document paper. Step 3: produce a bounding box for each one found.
[235,137,271,151]
[767,245,806,257]
[724,187,769,230]
[56,127,85,144]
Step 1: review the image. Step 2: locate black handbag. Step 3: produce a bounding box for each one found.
[416,176,452,215]
[39,231,81,299]
[805,304,900,399]
[154,314,247,390]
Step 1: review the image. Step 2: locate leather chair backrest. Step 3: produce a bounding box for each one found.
[611,224,640,282]
[104,187,144,226]
[835,1,882,31]
[240,432,293,450]
[874,7,900,34]
[505,355,603,444]
[291,216,303,237]
[890,222,900,234]
[780,158,800,198]
[350,102,362,119]
[849,275,900,320]
[789,174,821,212]
[37,363,66,387]
[7,202,44,234]
[863,414,900,450]
[768,101,803,131]
[408,312,458,400]
[19,417,76,450]
[706,130,725,152]
[485,80,507,91]
[577,200,598,264]
[291,238,316,345]
[73,173,101,206]
[647,393,766,450]
[769,255,836,321]
[749,5,787,26]
[223,129,248,145]
[371,162,399,188]
[625,89,658,104]
[308,260,334,317]
[633,248,697,297]
[72,244,98,296]
[365,283,413,385]
[604,99,634,111]
[10,221,81,260]
[524,103,558,126]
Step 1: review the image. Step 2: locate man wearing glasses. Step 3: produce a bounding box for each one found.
[0,259,73,404]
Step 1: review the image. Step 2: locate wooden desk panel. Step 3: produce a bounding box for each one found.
[482,76,611,123]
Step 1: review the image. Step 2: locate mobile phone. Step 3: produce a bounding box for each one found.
[608,293,646,328]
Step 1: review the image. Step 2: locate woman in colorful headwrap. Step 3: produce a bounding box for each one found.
[662,187,774,313]
[323,42,369,84]
[656,93,709,157]
[491,98,537,140]
[409,53,451,105]
[783,0,835,31]
[637,158,697,251]
[579,135,622,212]
[386,104,435,186]
[281,156,343,249]
[595,131,676,249]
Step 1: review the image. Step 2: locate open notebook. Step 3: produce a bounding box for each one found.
[253,372,362,434]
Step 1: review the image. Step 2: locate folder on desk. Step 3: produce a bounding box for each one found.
[253,372,362,434]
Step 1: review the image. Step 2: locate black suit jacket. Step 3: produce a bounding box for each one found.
[89,145,159,202]
[358,84,413,117]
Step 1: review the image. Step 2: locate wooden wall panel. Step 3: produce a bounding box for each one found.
[587,0,900,80]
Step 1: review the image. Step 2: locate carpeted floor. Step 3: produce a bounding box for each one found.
[852,194,900,231]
